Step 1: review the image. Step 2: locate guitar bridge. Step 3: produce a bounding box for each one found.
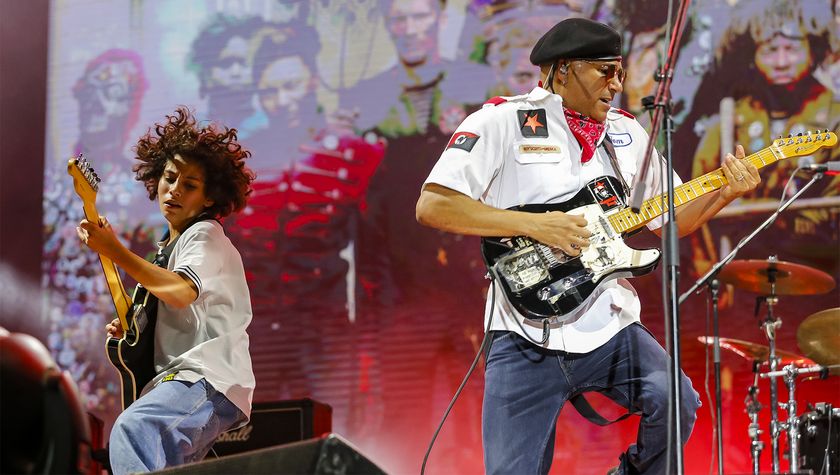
[537,268,595,305]
[493,245,550,293]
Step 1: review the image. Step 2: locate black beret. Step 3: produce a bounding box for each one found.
[529,18,622,65]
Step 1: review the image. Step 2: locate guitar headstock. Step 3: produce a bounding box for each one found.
[66,154,100,205]
[772,130,838,159]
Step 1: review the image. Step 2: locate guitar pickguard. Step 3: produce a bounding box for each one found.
[482,176,662,321]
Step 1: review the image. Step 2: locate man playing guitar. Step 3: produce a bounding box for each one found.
[416,18,762,474]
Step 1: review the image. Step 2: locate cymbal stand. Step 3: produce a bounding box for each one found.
[760,261,782,473]
[760,364,831,473]
[779,364,802,473]
[746,360,764,475]
[679,169,826,474]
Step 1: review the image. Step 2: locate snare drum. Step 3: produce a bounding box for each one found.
[798,403,839,474]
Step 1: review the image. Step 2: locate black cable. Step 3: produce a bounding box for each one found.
[512,309,551,346]
[420,279,496,475]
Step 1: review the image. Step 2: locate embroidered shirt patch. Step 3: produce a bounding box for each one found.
[517,109,548,138]
[447,132,480,152]
[519,144,561,154]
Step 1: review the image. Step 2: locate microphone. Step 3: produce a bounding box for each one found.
[798,157,840,173]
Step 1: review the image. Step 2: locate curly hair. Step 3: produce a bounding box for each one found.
[132,107,255,219]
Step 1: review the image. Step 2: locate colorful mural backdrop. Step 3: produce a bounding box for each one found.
[31,0,840,473]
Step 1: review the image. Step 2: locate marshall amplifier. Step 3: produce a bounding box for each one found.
[158,434,386,474]
[208,398,332,457]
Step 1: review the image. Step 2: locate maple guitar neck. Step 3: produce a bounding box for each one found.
[608,131,838,234]
[67,157,133,329]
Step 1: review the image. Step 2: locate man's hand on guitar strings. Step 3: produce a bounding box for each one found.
[528,211,592,257]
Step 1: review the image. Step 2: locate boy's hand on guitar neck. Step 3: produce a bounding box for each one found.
[106,318,124,339]
[77,216,123,260]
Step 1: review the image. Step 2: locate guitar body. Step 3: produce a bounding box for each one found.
[106,300,157,409]
[481,176,661,322]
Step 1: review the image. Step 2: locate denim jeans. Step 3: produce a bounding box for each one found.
[109,378,244,475]
[482,323,701,475]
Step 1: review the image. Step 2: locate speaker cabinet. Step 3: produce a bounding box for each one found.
[210,398,332,457]
[155,433,386,475]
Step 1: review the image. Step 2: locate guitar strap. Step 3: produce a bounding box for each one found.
[132,213,217,307]
[567,137,639,426]
[601,135,631,197]
[569,393,637,426]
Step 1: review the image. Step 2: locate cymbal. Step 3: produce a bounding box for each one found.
[697,336,816,367]
[797,307,840,367]
[717,259,835,295]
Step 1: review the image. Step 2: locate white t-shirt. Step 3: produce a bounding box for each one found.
[141,220,255,422]
[424,86,682,353]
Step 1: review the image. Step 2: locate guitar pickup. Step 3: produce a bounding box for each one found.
[131,305,149,334]
[493,245,550,293]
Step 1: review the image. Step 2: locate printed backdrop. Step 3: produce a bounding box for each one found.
[29,0,840,473]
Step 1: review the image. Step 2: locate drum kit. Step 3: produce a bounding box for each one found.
[697,256,839,475]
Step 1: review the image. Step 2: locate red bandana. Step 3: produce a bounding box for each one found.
[563,107,606,163]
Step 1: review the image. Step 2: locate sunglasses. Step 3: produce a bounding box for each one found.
[578,60,626,83]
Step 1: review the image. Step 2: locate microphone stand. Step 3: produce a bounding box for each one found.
[679,170,827,473]
[630,1,693,472]
[709,278,724,475]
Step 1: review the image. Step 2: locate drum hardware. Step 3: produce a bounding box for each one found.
[797,403,839,474]
[746,361,764,475]
[760,364,819,473]
[794,308,840,474]
[698,336,819,475]
[717,257,836,474]
[681,164,834,474]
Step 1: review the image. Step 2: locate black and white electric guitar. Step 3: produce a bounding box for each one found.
[68,155,157,410]
[481,131,837,322]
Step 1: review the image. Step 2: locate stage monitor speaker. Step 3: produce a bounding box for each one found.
[210,398,332,457]
[154,433,386,475]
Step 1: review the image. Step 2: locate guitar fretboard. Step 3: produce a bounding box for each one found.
[606,134,829,233]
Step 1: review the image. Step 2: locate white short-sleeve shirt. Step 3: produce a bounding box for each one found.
[141,220,256,422]
[424,87,682,353]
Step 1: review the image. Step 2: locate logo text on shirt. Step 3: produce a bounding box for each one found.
[607,133,632,147]
[519,144,561,154]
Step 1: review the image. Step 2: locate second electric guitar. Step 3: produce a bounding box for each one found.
[481,131,837,322]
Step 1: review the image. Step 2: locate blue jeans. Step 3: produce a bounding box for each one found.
[482,323,701,475]
[109,378,244,475]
